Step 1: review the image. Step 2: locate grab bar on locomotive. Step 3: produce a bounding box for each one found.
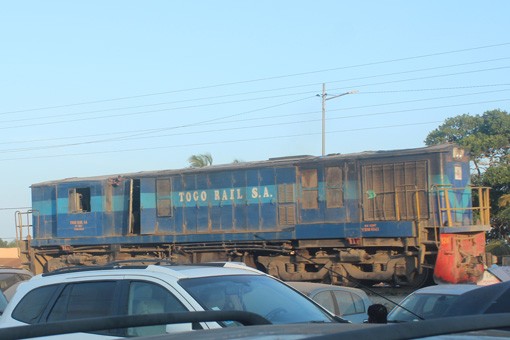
[431,184,490,228]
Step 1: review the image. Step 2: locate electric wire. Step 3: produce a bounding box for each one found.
[0,207,31,210]
[6,57,510,122]
[1,83,508,147]
[1,65,508,130]
[0,120,478,162]
[0,95,508,154]
[1,42,508,115]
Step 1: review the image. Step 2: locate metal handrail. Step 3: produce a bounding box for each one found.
[431,185,491,228]
[14,210,38,257]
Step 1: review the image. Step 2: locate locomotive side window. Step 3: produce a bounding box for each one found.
[301,169,318,210]
[326,167,344,208]
[68,187,91,213]
[157,179,172,217]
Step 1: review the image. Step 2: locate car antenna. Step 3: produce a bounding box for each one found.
[253,233,425,321]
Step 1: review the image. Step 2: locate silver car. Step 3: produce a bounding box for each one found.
[286,282,372,323]
[387,284,482,322]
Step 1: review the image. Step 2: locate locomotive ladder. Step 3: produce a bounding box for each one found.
[14,210,38,270]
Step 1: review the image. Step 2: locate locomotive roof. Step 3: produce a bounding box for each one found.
[31,143,462,187]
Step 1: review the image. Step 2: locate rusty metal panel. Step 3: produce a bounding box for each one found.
[105,184,112,212]
[156,179,172,217]
[326,167,342,186]
[278,185,286,203]
[278,184,295,203]
[301,169,318,188]
[278,205,296,225]
[363,161,429,221]
[302,190,318,210]
[286,206,296,224]
[327,189,343,208]
[301,169,318,210]
[286,184,295,203]
[157,179,171,196]
[326,167,343,208]
[278,206,286,225]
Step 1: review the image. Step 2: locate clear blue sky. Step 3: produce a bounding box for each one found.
[1,1,509,241]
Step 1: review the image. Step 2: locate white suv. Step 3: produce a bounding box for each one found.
[0,262,339,338]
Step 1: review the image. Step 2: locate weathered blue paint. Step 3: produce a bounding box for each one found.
[28,144,479,248]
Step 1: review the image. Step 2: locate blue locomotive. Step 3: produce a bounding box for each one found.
[17,144,490,287]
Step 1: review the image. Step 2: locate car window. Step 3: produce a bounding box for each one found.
[179,275,334,325]
[313,291,336,314]
[12,284,59,323]
[332,291,356,316]
[388,293,459,321]
[127,280,188,336]
[351,293,366,313]
[0,273,27,292]
[46,281,117,322]
[19,274,33,281]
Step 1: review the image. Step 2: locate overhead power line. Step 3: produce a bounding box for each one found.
[0,121,444,162]
[0,56,508,123]
[0,92,508,154]
[1,42,508,116]
[1,83,508,147]
[1,65,508,130]
[0,98,508,162]
[0,207,31,211]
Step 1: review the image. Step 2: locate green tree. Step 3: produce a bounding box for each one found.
[0,239,18,248]
[188,153,213,168]
[425,109,510,240]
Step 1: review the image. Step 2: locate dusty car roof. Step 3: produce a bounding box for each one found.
[407,284,482,296]
[286,281,367,295]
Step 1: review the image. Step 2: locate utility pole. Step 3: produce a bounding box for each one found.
[319,84,358,156]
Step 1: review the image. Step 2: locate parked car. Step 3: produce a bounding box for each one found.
[286,281,372,323]
[443,280,510,317]
[0,291,7,316]
[387,284,482,322]
[0,262,345,339]
[3,281,26,301]
[0,267,33,293]
[2,309,510,340]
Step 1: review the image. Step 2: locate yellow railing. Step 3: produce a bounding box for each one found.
[431,185,491,227]
[14,210,38,257]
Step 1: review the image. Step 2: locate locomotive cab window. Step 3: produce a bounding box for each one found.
[68,187,91,213]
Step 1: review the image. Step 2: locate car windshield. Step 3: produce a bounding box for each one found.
[179,275,335,325]
[387,293,460,322]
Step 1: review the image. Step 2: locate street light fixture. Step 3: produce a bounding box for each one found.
[318,83,358,156]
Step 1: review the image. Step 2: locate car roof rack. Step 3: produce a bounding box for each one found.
[106,259,178,266]
[41,261,251,277]
[42,264,150,277]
